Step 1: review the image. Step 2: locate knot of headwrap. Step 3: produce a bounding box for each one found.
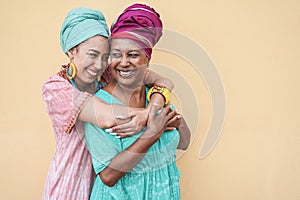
[60,7,109,54]
[110,3,163,59]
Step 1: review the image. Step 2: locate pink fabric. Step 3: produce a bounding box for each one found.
[42,75,95,200]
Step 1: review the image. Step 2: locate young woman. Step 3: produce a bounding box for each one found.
[42,7,174,200]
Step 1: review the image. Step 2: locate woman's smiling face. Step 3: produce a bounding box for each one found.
[109,38,149,88]
[69,35,109,86]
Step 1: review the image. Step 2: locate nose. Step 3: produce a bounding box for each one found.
[94,57,102,70]
[120,56,129,67]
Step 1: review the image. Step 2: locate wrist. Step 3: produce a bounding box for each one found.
[141,128,163,142]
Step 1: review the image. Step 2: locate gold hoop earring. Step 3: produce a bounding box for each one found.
[98,75,101,82]
[67,63,77,80]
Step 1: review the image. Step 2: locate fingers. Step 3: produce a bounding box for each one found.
[115,113,133,120]
[113,131,136,138]
[127,110,138,118]
[148,103,161,119]
[108,121,134,132]
[159,105,172,118]
[165,127,176,131]
[167,113,181,125]
[115,109,140,120]
[112,125,143,134]
[166,109,176,120]
[106,129,144,138]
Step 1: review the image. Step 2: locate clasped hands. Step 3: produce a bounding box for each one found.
[105,104,182,138]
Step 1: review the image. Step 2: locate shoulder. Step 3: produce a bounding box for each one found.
[43,74,70,90]
[42,74,77,105]
[42,73,72,97]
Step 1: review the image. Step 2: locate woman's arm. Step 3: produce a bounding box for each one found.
[144,69,174,107]
[78,96,134,128]
[166,112,191,150]
[144,69,174,91]
[104,70,175,136]
[175,117,191,150]
[99,105,175,187]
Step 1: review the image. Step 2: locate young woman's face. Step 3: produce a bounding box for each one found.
[69,35,109,85]
[109,39,149,88]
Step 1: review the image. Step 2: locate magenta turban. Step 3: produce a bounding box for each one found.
[111,3,163,59]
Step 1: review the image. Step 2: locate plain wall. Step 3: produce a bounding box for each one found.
[0,0,299,199]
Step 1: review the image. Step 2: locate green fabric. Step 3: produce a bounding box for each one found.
[85,89,181,199]
[60,7,109,53]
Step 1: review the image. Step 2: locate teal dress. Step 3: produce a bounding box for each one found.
[85,89,181,200]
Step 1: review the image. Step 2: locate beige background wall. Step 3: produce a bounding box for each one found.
[1,0,299,199]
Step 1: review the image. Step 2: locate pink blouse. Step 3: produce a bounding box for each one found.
[42,74,95,200]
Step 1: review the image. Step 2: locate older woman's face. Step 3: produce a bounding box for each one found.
[69,35,109,85]
[110,39,149,88]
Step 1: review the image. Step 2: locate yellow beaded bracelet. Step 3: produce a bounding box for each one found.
[147,85,171,105]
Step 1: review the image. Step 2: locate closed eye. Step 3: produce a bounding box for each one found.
[111,53,121,58]
[128,53,140,58]
[89,53,98,59]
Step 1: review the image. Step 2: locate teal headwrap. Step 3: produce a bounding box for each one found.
[60,7,109,53]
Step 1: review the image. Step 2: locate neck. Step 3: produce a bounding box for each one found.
[73,78,96,94]
[106,80,146,107]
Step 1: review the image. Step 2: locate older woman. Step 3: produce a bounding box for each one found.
[85,4,191,199]
[42,7,174,200]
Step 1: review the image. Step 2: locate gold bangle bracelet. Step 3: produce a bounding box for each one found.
[147,85,171,105]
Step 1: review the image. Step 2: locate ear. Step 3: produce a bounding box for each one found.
[67,47,77,59]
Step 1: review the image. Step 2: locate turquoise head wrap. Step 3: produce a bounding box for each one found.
[60,7,109,54]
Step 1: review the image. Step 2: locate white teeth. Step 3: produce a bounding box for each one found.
[87,69,97,76]
[119,70,135,77]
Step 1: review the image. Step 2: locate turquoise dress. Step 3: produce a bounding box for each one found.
[85,89,181,200]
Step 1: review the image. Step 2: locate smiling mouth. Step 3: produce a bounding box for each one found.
[87,69,98,76]
[117,69,136,77]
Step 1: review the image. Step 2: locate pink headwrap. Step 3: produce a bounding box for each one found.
[110,3,163,59]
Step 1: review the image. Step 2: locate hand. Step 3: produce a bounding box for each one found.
[106,108,150,138]
[142,104,173,139]
[165,111,182,131]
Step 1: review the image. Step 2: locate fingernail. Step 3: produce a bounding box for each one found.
[105,128,113,133]
[116,115,125,119]
[156,109,162,115]
[109,132,117,136]
[153,102,158,106]
[177,115,182,119]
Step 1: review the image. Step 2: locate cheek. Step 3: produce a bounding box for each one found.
[136,66,147,79]
[73,55,87,67]
[109,57,122,70]
[109,64,118,77]
[109,57,120,66]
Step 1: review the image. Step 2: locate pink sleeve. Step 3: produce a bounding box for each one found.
[42,75,92,134]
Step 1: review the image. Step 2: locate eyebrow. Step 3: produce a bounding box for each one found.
[88,49,100,54]
[128,49,141,53]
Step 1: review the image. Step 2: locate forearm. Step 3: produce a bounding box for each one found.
[147,93,165,108]
[78,96,141,128]
[99,130,162,187]
[177,118,191,150]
